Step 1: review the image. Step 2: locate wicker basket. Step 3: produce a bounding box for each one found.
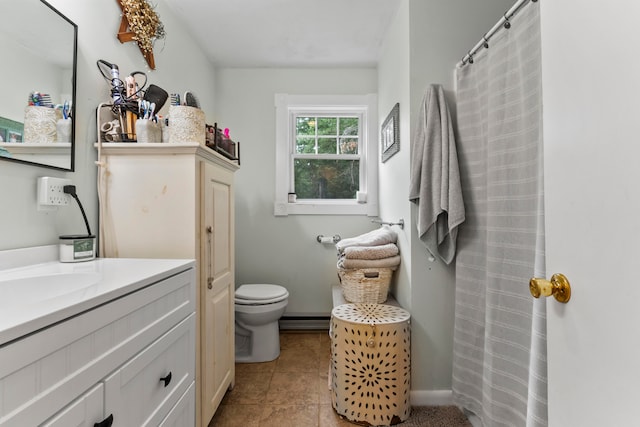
[337,267,393,303]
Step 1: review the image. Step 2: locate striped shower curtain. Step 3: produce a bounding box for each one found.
[452,3,547,427]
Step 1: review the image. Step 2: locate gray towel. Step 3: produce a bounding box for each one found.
[409,84,465,264]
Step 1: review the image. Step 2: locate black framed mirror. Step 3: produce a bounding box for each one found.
[0,0,77,171]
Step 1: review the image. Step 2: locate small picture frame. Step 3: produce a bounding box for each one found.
[0,116,24,143]
[381,103,399,163]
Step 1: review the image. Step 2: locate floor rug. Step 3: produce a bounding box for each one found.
[394,405,472,427]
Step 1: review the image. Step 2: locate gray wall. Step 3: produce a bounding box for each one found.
[216,0,515,395]
[214,68,379,315]
[377,0,516,393]
[1,0,515,398]
[0,0,217,252]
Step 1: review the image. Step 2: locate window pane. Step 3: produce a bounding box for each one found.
[317,137,337,154]
[339,117,359,136]
[317,117,337,136]
[339,138,358,154]
[296,137,316,154]
[296,117,316,136]
[294,158,360,199]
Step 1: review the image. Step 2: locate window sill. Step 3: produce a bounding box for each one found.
[273,201,378,216]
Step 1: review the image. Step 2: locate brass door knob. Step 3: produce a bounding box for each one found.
[529,273,571,303]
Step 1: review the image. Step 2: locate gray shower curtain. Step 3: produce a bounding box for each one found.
[452,3,547,427]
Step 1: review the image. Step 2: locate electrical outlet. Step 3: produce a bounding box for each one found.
[37,177,72,208]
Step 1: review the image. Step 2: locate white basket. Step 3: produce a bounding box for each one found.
[337,267,393,304]
[168,105,205,144]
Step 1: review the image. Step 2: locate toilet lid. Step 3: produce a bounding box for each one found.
[235,284,289,305]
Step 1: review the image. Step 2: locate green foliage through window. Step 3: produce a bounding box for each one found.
[294,115,359,154]
[292,114,361,200]
[294,159,360,199]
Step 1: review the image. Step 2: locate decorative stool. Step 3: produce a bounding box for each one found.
[330,303,411,426]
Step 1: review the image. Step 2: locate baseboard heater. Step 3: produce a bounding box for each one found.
[279,315,330,331]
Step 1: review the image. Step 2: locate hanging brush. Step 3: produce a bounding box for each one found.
[184,91,200,108]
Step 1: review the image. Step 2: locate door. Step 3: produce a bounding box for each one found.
[201,162,235,424]
[541,2,640,425]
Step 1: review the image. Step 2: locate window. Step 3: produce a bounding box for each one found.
[294,115,360,199]
[275,94,378,216]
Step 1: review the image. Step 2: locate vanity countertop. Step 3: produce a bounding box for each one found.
[0,257,195,346]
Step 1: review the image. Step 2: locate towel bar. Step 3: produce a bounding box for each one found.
[371,218,405,229]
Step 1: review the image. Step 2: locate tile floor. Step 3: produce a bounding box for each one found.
[209,330,346,427]
[208,330,468,427]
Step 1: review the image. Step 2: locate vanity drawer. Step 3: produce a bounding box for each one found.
[104,313,195,427]
[40,383,104,427]
[0,268,195,427]
[159,382,195,427]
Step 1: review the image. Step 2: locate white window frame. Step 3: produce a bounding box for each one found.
[274,93,378,216]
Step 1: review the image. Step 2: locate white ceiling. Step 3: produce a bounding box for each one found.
[163,0,401,68]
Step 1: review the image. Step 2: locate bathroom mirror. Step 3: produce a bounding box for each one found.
[0,0,77,171]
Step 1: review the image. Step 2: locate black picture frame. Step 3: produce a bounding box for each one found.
[381,103,399,163]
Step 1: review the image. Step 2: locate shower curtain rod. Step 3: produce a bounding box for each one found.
[458,0,537,67]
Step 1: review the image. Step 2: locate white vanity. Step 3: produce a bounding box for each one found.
[0,246,196,427]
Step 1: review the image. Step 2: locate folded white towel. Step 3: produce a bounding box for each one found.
[336,226,397,253]
[343,243,399,260]
[337,255,401,270]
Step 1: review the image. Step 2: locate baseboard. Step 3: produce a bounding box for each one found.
[279,315,330,330]
[409,390,453,406]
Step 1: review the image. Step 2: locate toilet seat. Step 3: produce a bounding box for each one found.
[235,284,289,305]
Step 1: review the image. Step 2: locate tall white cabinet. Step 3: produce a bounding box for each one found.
[97,143,239,427]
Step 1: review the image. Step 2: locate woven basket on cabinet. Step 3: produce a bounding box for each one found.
[337,267,393,303]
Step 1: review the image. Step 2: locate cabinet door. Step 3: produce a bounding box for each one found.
[41,384,105,427]
[201,162,235,424]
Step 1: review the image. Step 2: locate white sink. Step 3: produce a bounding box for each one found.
[0,272,101,304]
[0,246,195,346]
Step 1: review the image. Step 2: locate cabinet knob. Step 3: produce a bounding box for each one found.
[94,414,114,427]
[160,371,172,387]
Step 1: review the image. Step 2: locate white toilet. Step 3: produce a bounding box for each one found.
[234,284,289,363]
